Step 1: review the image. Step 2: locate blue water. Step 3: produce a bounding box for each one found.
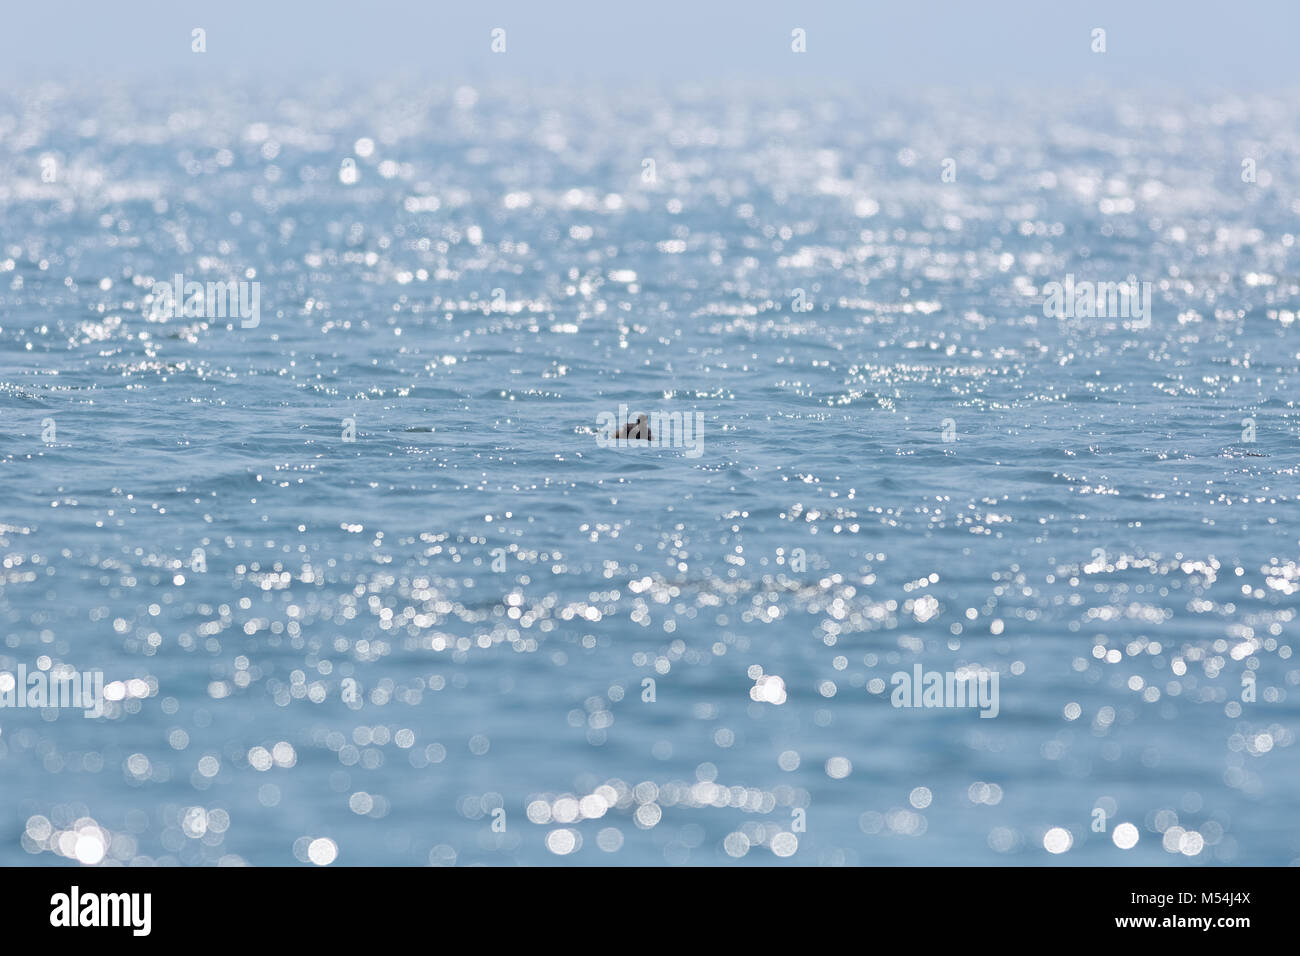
[1,79,1297,866]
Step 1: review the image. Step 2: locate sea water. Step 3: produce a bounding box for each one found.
[0,78,1297,865]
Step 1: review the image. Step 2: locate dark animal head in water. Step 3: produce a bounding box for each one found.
[615,413,653,441]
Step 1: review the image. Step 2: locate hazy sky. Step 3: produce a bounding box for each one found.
[1,1,1296,91]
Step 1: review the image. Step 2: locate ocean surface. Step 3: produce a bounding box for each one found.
[1,78,1297,866]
